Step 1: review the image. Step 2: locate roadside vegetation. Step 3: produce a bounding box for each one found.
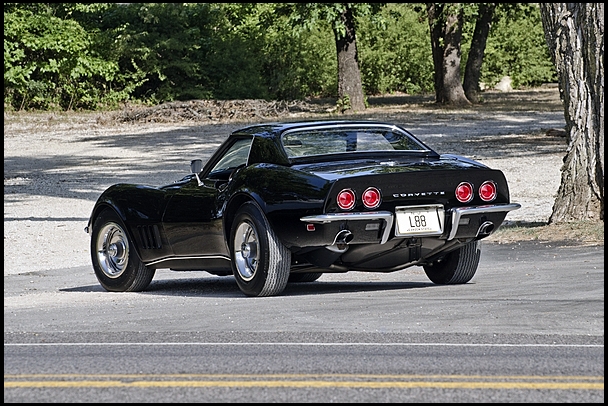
[4,3,554,111]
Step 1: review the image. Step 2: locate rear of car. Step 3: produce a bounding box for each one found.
[275,122,520,272]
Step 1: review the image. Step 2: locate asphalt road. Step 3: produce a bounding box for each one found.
[4,240,604,402]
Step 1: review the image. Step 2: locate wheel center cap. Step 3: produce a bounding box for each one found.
[108,243,118,257]
[241,243,251,258]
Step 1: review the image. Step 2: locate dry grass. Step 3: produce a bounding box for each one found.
[489,220,604,246]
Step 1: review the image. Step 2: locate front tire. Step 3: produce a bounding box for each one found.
[423,240,481,284]
[230,202,291,297]
[90,209,155,292]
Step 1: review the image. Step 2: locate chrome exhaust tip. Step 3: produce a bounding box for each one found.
[327,230,354,252]
[477,221,495,236]
[334,229,353,245]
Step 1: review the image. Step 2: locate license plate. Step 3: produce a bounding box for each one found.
[395,205,444,236]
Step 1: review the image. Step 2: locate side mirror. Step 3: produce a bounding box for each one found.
[190,159,203,186]
[190,159,203,174]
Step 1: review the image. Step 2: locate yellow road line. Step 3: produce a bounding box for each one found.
[4,374,604,390]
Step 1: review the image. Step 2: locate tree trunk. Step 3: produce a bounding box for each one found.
[426,3,471,106]
[539,3,604,223]
[464,3,496,103]
[334,6,366,112]
[427,3,444,100]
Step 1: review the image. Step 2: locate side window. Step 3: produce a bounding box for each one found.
[208,138,252,179]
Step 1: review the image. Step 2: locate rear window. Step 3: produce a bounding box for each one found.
[281,126,428,158]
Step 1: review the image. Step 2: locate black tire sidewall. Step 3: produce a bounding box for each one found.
[230,203,271,296]
[423,241,480,285]
[424,249,461,284]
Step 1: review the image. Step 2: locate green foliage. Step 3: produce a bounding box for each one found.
[260,5,337,99]
[4,3,142,110]
[4,2,556,111]
[203,3,270,100]
[274,3,382,38]
[357,3,434,95]
[336,94,351,113]
[93,3,221,103]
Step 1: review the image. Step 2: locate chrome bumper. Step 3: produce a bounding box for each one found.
[300,203,521,244]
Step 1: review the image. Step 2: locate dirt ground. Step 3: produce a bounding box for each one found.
[3,85,603,276]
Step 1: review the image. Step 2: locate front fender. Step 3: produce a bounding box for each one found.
[86,184,174,262]
[94,184,170,224]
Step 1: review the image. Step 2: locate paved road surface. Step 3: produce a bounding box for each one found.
[4,241,604,402]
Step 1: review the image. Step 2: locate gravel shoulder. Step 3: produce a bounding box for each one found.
[3,87,602,277]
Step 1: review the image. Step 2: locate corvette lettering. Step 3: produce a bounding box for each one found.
[393,191,446,198]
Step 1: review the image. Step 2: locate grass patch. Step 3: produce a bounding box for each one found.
[489,220,604,245]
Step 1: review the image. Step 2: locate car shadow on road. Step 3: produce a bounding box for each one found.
[283,280,436,297]
[61,276,437,298]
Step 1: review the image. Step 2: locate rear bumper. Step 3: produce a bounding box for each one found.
[299,203,521,246]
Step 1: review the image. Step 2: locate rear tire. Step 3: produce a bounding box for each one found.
[230,202,291,297]
[91,209,155,292]
[423,240,481,284]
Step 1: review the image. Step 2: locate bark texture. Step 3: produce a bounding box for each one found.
[334,6,366,112]
[427,3,471,106]
[540,3,604,222]
[464,3,496,103]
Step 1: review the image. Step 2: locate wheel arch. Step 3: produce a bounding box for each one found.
[223,192,267,246]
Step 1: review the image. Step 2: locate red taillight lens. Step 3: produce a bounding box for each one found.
[455,182,474,203]
[337,189,356,210]
[362,187,381,209]
[479,180,497,202]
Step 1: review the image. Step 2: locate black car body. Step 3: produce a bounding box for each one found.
[86,120,520,296]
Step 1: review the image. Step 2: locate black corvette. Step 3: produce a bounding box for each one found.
[85,120,520,296]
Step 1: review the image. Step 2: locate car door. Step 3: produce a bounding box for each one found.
[162,137,253,258]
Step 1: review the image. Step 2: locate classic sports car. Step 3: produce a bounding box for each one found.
[85,120,520,297]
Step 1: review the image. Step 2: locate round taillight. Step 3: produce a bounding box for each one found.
[455,182,474,203]
[479,180,497,202]
[362,187,381,209]
[337,189,356,210]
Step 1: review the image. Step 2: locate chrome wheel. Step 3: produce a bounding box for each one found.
[96,222,129,278]
[233,220,260,281]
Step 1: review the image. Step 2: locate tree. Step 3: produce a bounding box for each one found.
[334,5,366,112]
[463,3,496,103]
[426,3,471,106]
[275,3,383,112]
[539,3,604,222]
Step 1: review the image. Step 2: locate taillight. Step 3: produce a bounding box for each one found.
[479,180,497,202]
[362,187,381,209]
[455,182,474,203]
[337,189,356,210]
